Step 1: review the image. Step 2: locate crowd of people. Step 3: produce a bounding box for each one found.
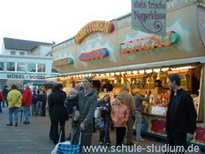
[0,73,197,153]
[0,84,47,126]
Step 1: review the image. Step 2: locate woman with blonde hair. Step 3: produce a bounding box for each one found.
[111,96,129,147]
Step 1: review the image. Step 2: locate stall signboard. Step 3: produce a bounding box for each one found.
[53,57,74,68]
[74,20,114,44]
[131,0,167,36]
[119,31,179,54]
[79,48,109,62]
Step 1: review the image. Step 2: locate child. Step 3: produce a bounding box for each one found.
[111,96,129,147]
[96,94,111,146]
[65,88,80,126]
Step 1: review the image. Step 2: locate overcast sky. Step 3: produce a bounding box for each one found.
[0,0,131,47]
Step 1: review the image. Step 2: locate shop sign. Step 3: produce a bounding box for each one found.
[79,48,109,62]
[7,74,45,80]
[53,57,74,68]
[119,31,179,54]
[131,0,167,36]
[74,21,115,44]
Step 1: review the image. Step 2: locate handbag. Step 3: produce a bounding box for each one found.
[95,117,104,129]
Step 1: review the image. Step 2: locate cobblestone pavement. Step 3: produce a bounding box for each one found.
[0,107,203,154]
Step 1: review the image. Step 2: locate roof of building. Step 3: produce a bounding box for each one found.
[4,37,54,51]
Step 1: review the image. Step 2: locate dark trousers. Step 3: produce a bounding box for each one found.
[115,127,126,147]
[99,121,110,143]
[50,121,65,145]
[166,132,186,154]
[41,102,46,116]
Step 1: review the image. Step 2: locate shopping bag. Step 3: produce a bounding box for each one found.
[51,129,82,154]
[95,117,104,129]
[94,108,101,118]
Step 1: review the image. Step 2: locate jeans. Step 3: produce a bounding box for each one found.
[23,106,30,122]
[99,121,111,143]
[32,104,37,116]
[135,111,142,140]
[9,107,19,123]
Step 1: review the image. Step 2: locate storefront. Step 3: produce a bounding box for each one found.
[50,0,205,148]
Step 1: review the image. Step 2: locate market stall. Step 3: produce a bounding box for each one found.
[48,0,205,148]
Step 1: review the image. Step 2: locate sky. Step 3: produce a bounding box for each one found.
[0,0,131,47]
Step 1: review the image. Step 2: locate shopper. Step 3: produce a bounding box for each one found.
[7,85,22,127]
[22,85,32,124]
[118,85,136,145]
[70,77,97,148]
[133,89,149,141]
[2,85,9,107]
[111,96,129,147]
[0,90,3,112]
[96,94,111,146]
[166,74,197,151]
[48,84,67,145]
[32,90,38,116]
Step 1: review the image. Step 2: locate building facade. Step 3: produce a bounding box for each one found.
[0,37,59,89]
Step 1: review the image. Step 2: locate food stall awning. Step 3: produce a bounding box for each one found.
[61,56,205,76]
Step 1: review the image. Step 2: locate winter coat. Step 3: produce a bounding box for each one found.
[0,91,3,101]
[32,93,39,105]
[71,89,97,146]
[48,90,67,122]
[118,91,136,116]
[64,96,78,115]
[111,104,129,127]
[7,89,22,108]
[22,88,32,107]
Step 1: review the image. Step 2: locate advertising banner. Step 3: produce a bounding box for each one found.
[131,0,167,36]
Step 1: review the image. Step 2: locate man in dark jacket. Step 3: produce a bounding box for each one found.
[2,85,9,107]
[166,74,197,152]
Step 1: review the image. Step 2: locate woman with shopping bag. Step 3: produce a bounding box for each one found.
[70,77,97,150]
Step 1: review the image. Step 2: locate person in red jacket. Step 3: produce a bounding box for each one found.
[22,85,32,124]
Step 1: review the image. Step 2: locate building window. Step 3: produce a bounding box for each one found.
[37,64,46,73]
[20,52,25,56]
[0,62,4,71]
[52,67,58,73]
[10,51,16,55]
[28,63,36,72]
[7,62,15,71]
[17,62,26,72]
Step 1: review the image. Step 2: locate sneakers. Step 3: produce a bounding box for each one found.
[23,121,30,124]
[99,142,104,146]
[136,138,145,141]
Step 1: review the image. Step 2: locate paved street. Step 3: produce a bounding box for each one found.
[0,107,203,154]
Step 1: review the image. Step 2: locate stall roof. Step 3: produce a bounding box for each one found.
[60,56,205,76]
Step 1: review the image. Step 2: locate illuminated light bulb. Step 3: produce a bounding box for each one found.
[146,69,153,74]
[161,67,169,72]
[139,70,145,74]
[153,68,160,73]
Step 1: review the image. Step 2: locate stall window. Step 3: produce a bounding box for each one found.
[6,62,15,71]
[37,64,46,73]
[28,63,36,72]
[0,62,4,71]
[17,62,26,72]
